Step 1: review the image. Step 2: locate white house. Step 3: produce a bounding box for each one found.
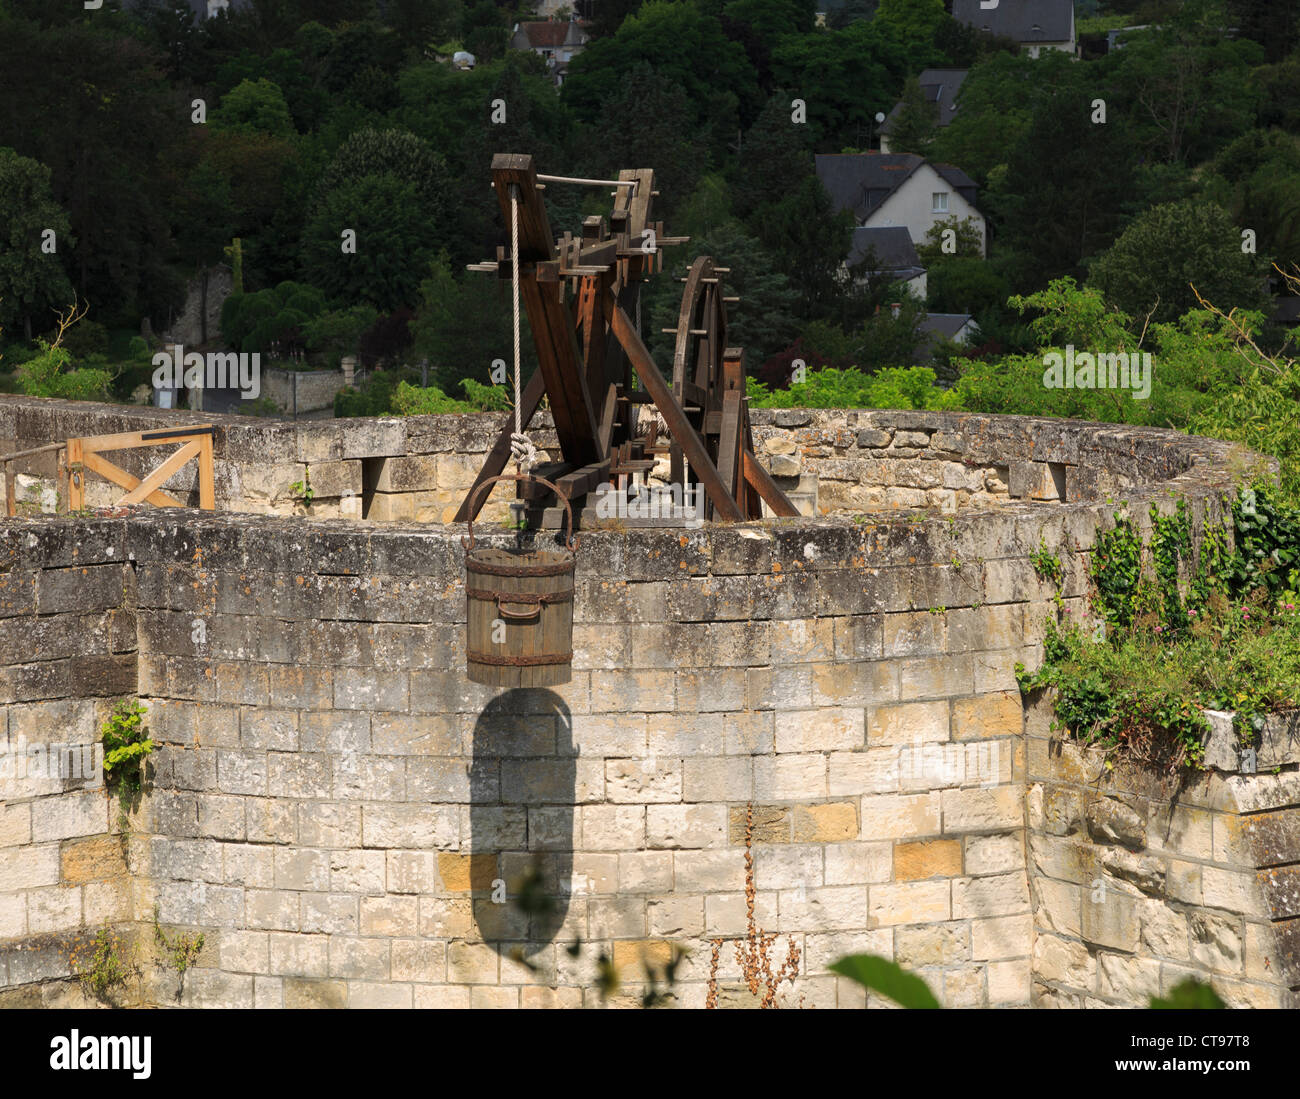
[510,18,589,84]
[816,153,987,257]
[878,69,968,154]
[951,0,1075,58]
[848,227,928,299]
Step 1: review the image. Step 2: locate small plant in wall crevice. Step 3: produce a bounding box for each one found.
[153,904,205,1002]
[101,698,154,796]
[69,927,135,1004]
[288,465,315,506]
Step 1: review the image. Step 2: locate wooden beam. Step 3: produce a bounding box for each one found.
[80,450,184,509]
[742,449,800,517]
[555,459,611,500]
[66,437,83,511]
[519,275,601,465]
[197,434,215,510]
[70,426,214,454]
[118,440,199,506]
[454,367,547,523]
[493,155,601,465]
[491,154,556,263]
[717,391,742,503]
[605,288,742,521]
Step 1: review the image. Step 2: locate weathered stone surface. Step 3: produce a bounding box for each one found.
[1085,798,1146,849]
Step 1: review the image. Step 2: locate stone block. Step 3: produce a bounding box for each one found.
[894,839,962,881]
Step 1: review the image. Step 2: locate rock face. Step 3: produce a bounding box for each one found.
[1027,690,1300,1010]
[162,264,234,348]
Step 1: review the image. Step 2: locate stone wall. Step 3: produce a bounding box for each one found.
[1026,693,1300,1008]
[2,398,1295,1009]
[0,524,139,1006]
[260,368,348,419]
[0,395,1246,524]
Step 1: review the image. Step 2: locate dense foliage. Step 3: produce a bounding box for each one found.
[1017,490,1300,773]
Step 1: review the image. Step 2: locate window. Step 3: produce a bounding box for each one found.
[932,192,949,213]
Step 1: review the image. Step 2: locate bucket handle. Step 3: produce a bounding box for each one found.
[497,599,542,621]
[462,473,577,552]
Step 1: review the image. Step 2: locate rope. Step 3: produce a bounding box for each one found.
[508,186,535,472]
[536,174,637,190]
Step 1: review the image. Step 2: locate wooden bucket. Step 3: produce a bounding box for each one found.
[463,474,578,687]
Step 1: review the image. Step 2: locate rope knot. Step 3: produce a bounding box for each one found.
[510,432,537,469]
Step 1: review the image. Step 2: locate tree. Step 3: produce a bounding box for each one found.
[916,216,984,263]
[1088,200,1270,325]
[731,91,813,221]
[0,17,187,325]
[1101,15,1262,166]
[410,251,537,394]
[385,0,463,49]
[722,0,815,42]
[873,0,945,59]
[173,157,236,271]
[926,257,1009,317]
[884,76,937,156]
[314,128,450,218]
[0,148,75,340]
[753,176,858,325]
[462,2,509,63]
[563,2,759,139]
[211,77,297,138]
[986,58,1139,290]
[300,174,442,309]
[647,222,800,371]
[769,21,911,152]
[585,62,705,223]
[1202,130,1300,276]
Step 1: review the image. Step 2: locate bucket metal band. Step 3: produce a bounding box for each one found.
[467,649,573,667]
[466,586,574,605]
[467,557,574,578]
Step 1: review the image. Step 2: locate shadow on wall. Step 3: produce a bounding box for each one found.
[470,688,574,957]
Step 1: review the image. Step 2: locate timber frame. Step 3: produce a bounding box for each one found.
[456,153,798,528]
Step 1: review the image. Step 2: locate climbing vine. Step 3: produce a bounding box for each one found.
[1019,484,1300,772]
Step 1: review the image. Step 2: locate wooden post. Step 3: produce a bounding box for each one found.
[67,436,83,511]
[606,288,742,521]
[492,154,601,466]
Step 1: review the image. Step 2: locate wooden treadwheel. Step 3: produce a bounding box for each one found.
[458,153,800,528]
[668,256,727,490]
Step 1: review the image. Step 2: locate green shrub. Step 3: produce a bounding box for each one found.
[1020,486,1300,771]
[101,699,154,793]
[16,342,113,401]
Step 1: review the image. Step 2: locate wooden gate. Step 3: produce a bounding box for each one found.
[66,425,216,511]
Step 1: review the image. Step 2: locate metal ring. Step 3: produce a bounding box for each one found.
[462,473,577,552]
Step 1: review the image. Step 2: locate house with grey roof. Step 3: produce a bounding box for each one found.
[915,313,979,363]
[123,0,252,17]
[879,69,967,154]
[510,18,589,84]
[848,227,928,298]
[951,0,1075,58]
[815,152,986,257]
